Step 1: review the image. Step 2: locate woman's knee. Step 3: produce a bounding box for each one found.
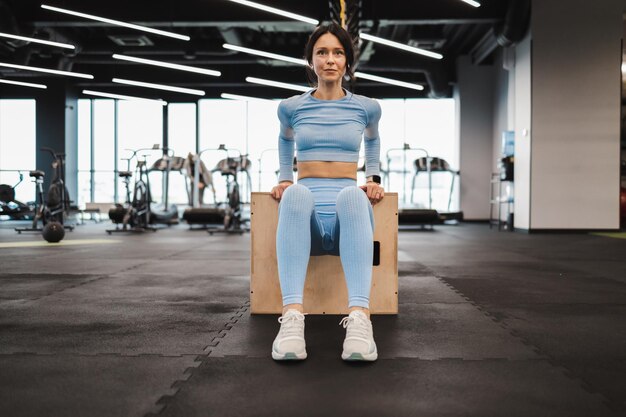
[336,186,374,228]
[279,184,314,213]
[336,186,369,209]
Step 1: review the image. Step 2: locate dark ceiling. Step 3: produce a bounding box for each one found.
[0,0,515,101]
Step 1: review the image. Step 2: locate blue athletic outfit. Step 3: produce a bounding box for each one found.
[276,88,382,308]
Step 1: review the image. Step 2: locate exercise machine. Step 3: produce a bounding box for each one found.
[411,157,463,222]
[385,144,438,229]
[106,146,159,234]
[0,170,31,220]
[182,144,249,234]
[182,148,222,229]
[183,152,216,207]
[385,144,463,228]
[149,147,182,225]
[15,148,74,239]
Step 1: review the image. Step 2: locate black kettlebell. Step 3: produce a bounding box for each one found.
[42,221,65,243]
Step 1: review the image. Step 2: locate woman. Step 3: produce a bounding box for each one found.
[270,23,384,362]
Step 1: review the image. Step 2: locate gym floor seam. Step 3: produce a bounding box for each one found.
[435,275,622,413]
[145,269,607,414]
[144,300,251,417]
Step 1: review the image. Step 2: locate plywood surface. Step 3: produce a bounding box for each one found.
[250,192,398,315]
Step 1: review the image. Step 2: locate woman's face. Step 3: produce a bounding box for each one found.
[311,33,347,84]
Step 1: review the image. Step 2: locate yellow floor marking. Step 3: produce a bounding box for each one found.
[592,232,626,240]
[0,239,121,248]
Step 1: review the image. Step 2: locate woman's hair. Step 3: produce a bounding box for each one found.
[304,23,356,88]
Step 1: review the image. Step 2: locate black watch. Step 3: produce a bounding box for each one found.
[367,175,381,184]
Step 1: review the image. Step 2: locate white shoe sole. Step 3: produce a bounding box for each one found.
[272,350,307,361]
[341,350,378,361]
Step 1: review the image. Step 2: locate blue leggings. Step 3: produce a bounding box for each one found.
[276,178,374,308]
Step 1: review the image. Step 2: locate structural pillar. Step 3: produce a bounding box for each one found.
[455,56,496,220]
[35,78,79,203]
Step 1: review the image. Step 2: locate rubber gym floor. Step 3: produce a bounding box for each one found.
[0,221,625,417]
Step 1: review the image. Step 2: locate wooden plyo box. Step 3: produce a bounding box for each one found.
[250,192,398,315]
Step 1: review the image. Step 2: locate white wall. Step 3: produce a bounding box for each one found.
[530,0,622,229]
[514,34,532,230]
[456,56,496,220]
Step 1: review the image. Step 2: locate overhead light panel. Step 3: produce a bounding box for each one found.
[223,44,306,66]
[0,31,75,50]
[41,4,190,41]
[224,0,318,25]
[113,54,221,76]
[0,62,93,79]
[459,0,481,7]
[245,77,310,93]
[221,93,272,102]
[82,90,167,105]
[355,72,424,91]
[0,78,47,89]
[112,78,205,96]
[360,33,443,60]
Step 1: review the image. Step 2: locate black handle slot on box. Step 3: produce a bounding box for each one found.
[373,241,380,266]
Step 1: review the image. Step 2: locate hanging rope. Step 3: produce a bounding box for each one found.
[330,0,361,45]
[340,0,347,29]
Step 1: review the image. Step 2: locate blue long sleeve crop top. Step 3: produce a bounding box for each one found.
[277,88,381,183]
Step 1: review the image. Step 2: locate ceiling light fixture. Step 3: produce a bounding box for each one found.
[0,78,47,89]
[245,76,310,92]
[360,33,443,60]
[0,61,93,79]
[220,93,272,101]
[41,4,190,41]
[0,31,75,49]
[355,71,424,91]
[112,78,205,96]
[82,89,167,105]
[223,44,306,66]
[224,0,318,25]
[459,0,481,7]
[112,54,221,76]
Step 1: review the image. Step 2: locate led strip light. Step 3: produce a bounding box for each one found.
[355,72,424,91]
[0,31,75,49]
[223,44,306,66]
[221,93,272,101]
[112,78,205,96]
[245,77,310,92]
[224,0,318,25]
[459,0,481,7]
[360,33,443,60]
[41,4,190,41]
[112,55,221,76]
[82,90,167,105]
[0,78,47,89]
[0,61,93,79]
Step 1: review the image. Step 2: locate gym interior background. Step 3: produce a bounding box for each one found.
[1,0,626,416]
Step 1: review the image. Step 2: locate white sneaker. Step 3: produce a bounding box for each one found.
[339,310,378,361]
[271,309,307,360]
